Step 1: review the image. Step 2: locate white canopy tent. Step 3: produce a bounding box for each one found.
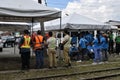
[0,22,31,31]
[0,0,61,35]
[0,0,61,22]
[44,13,111,31]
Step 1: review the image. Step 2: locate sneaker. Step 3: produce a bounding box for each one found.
[104,61,108,63]
[98,62,104,64]
[77,60,82,62]
[68,63,71,67]
[49,67,52,69]
[64,63,71,68]
[54,66,57,68]
[92,62,97,65]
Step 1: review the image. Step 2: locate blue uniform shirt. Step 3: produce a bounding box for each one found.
[93,38,100,49]
[100,37,108,50]
[79,38,88,49]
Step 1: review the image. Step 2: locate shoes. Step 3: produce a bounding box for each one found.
[63,63,71,68]
[54,66,57,68]
[49,67,52,69]
[98,62,104,64]
[92,62,97,65]
[21,68,29,70]
[104,61,108,63]
[76,60,82,62]
[68,63,71,67]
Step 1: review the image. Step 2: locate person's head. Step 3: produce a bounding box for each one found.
[101,32,107,37]
[48,31,53,37]
[57,33,61,38]
[64,29,69,35]
[23,29,29,35]
[37,30,41,35]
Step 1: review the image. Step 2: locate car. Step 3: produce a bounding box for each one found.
[0,37,3,52]
[1,36,15,48]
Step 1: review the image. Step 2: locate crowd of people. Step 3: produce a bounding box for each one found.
[18,29,120,70]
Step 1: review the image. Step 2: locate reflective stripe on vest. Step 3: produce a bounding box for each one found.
[34,35,43,49]
[21,35,31,48]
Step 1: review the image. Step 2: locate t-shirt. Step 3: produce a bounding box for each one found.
[115,36,120,43]
[62,35,71,48]
[47,37,56,49]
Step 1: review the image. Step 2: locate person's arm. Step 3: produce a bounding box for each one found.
[62,35,69,45]
[18,36,24,49]
[30,38,33,47]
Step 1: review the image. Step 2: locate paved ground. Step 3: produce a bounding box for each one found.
[0,45,35,58]
[0,46,20,57]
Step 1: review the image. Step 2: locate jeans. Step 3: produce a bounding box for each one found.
[35,50,44,68]
[93,48,101,63]
[21,51,30,69]
[101,49,108,61]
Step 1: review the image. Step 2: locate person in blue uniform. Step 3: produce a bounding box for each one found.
[92,34,102,64]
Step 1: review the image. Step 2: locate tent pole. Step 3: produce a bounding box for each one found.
[59,12,62,56]
[31,18,34,35]
[60,13,62,43]
[12,29,15,54]
[31,18,34,56]
[40,21,45,36]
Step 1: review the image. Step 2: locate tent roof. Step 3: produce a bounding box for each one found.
[106,20,120,26]
[0,0,61,22]
[44,13,111,31]
[0,22,31,31]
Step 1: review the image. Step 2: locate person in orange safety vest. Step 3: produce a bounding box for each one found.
[33,30,45,69]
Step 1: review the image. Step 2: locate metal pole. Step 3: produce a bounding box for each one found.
[31,18,34,35]
[59,12,62,56]
[40,21,45,36]
[60,12,62,43]
[31,18,34,56]
[13,29,15,54]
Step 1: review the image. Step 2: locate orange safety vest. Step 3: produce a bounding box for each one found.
[21,35,31,48]
[34,35,43,50]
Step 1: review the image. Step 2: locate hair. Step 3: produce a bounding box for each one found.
[103,34,108,43]
[57,33,61,38]
[64,29,69,34]
[37,30,41,35]
[23,29,29,34]
[48,31,53,37]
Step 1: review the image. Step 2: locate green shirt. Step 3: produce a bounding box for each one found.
[109,34,113,40]
[115,36,120,43]
[47,37,56,49]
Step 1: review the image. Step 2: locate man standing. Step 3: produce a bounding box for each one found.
[115,33,120,55]
[62,30,71,67]
[46,31,57,68]
[33,30,44,69]
[19,30,32,70]
[79,32,88,61]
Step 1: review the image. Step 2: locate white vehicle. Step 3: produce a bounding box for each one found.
[0,37,3,52]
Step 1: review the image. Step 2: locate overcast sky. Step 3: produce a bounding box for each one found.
[33,0,120,22]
